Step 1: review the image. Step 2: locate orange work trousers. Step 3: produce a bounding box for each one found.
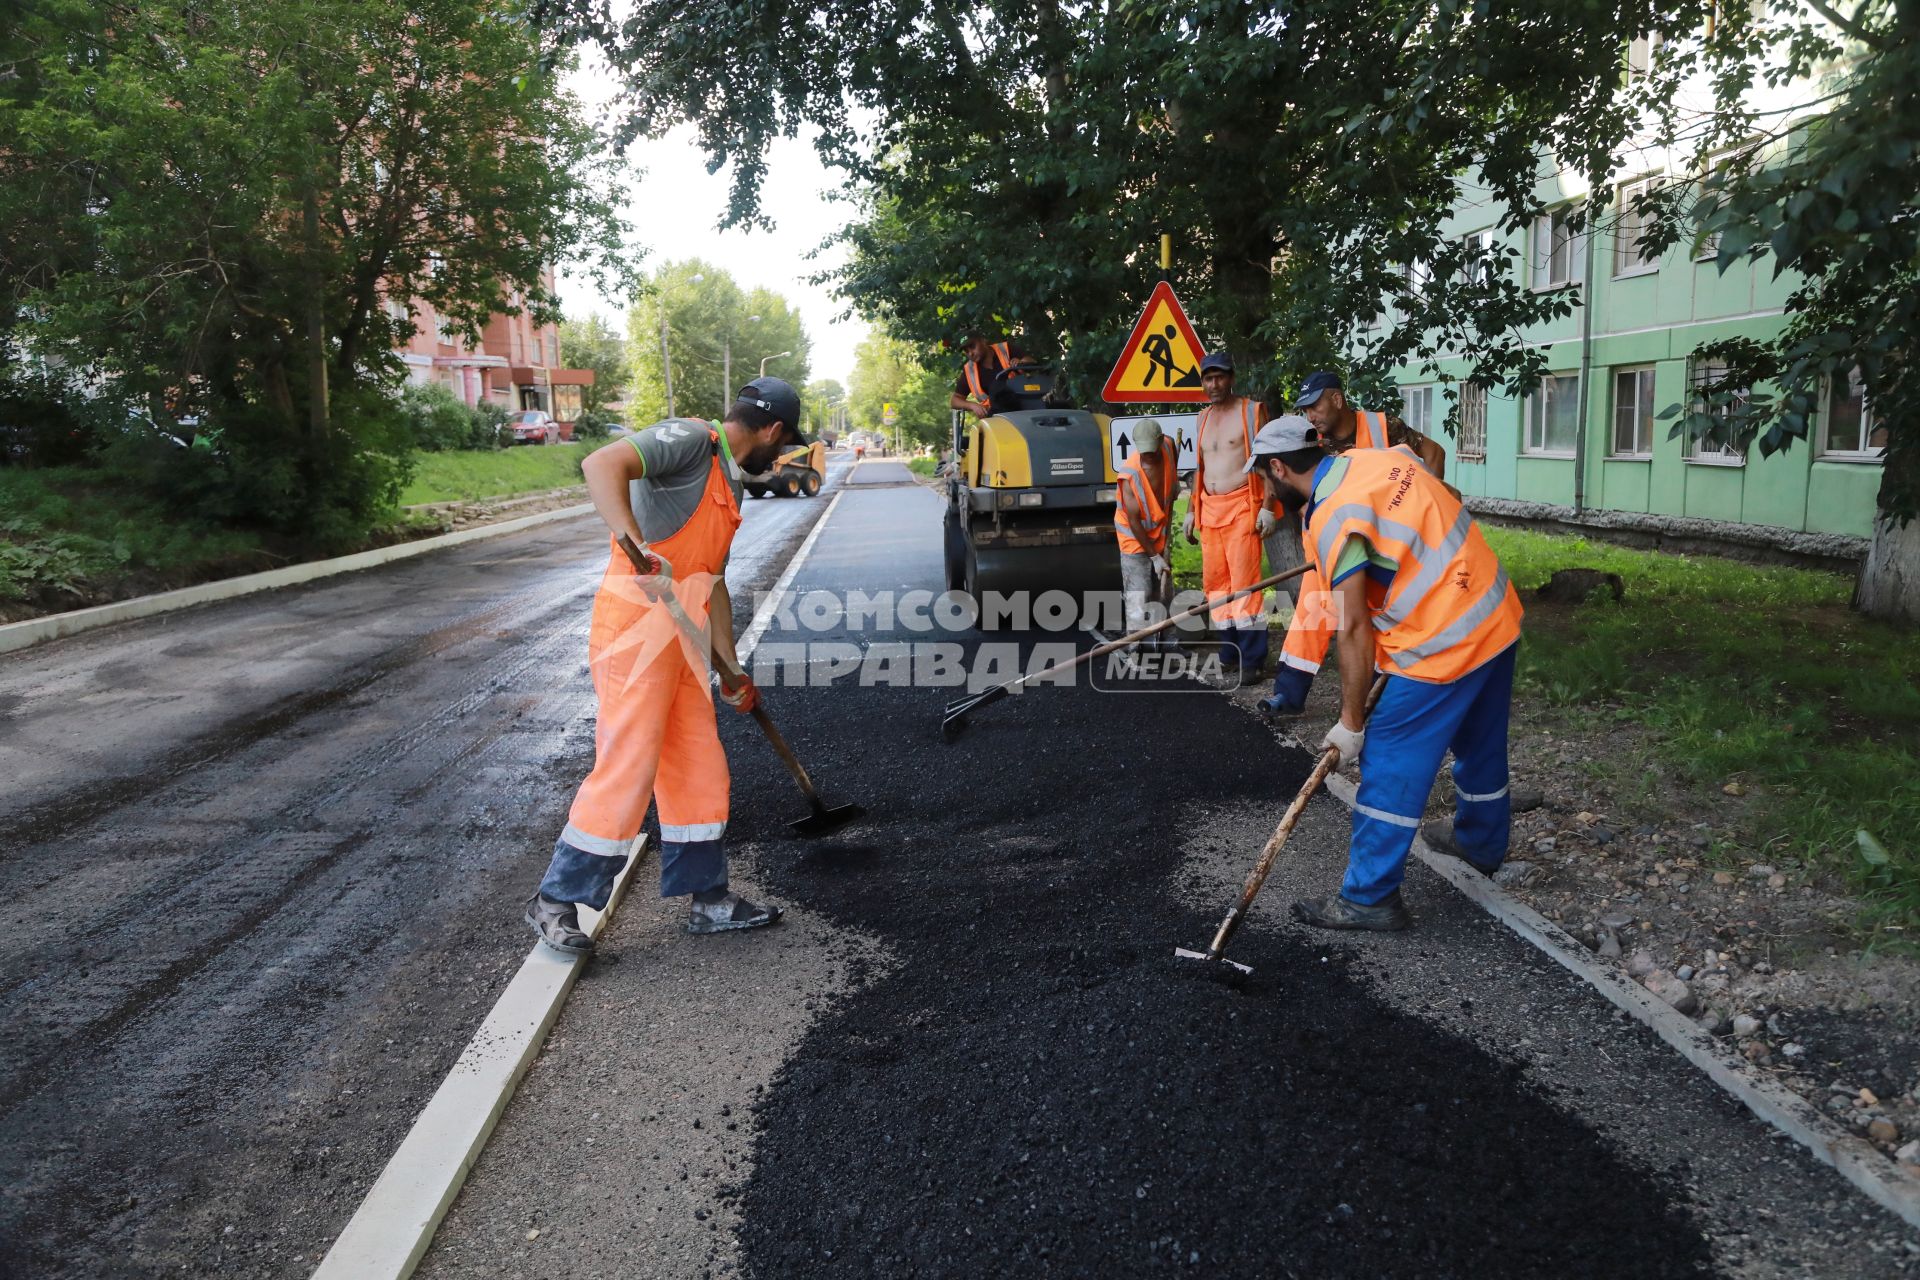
[1196,480,1266,628]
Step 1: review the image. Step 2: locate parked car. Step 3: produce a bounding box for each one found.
[507,409,564,445]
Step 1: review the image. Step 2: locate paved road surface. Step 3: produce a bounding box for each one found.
[0,459,848,1277]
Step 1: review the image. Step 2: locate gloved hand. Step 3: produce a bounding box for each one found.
[1255,508,1279,537]
[1260,665,1313,715]
[1321,719,1365,769]
[1150,553,1170,578]
[717,671,759,714]
[1182,510,1196,544]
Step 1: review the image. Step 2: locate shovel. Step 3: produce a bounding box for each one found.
[1175,675,1387,978]
[616,535,866,839]
[941,564,1310,740]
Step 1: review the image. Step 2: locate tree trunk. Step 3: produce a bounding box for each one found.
[1854,510,1920,622]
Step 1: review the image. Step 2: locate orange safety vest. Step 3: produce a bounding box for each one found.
[1190,396,1263,525]
[1302,449,1522,683]
[1114,449,1176,555]
[964,343,1016,403]
[1340,409,1389,451]
[594,423,743,651]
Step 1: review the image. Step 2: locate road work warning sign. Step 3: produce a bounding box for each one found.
[1101,281,1207,404]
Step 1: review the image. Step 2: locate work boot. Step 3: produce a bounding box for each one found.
[525,892,593,955]
[686,891,783,935]
[1422,821,1504,878]
[1290,891,1411,932]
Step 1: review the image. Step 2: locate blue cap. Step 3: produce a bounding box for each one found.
[1199,351,1234,374]
[1293,370,1343,408]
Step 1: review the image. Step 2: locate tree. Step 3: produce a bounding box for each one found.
[0,0,635,544]
[802,378,846,438]
[560,0,1680,411]
[624,260,811,425]
[1630,0,1920,620]
[558,314,631,414]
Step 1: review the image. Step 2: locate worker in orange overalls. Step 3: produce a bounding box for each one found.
[1182,351,1272,672]
[1113,418,1179,639]
[524,377,805,954]
[1247,414,1523,931]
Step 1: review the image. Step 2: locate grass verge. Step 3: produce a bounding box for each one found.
[908,457,938,477]
[400,443,589,506]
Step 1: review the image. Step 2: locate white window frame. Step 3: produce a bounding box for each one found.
[1530,204,1585,292]
[1399,384,1435,435]
[1613,177,1662,279]
[1817,367,1885,462]
[1460,228,1496,286]
[1402,257,1433,302]
[1457,383,1488,463]
[1626,32,1663,84]
[1523,372,1582,457]
[1686,358,1748,466]
[1610,365,1657,457]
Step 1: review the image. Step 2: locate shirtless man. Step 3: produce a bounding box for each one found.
[1294,370,1447,479]
[1180,351,1271,672]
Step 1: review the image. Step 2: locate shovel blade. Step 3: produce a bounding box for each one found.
[788,802,866,839]
[1172,946,1253,976]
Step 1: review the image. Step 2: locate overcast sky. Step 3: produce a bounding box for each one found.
[555,116,870,389]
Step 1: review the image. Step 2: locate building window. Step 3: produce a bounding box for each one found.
[1611,366,1656,456]
[1819,367,1886,460]
[544,335,558,366]
[1523,373,1581,455]
[1614,178,1661,277]
[1402,258,1432,302]
[1530,205,1584,290]
[1457,384,1487,462]
[435,310,457,345]
[1626,32,1663,84]
[1461,228,1496,285]
[1687,358,1748,464]
[1399,384,1434,434]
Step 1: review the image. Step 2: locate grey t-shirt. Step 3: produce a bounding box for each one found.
[624,418,743,543]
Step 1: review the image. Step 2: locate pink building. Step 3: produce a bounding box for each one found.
[393,268,594,422]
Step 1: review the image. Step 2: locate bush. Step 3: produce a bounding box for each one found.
[468,399,511,450]
[398,382,474,452]
[574,408,619,442]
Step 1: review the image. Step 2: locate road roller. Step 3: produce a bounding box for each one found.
[942,364,1121,606]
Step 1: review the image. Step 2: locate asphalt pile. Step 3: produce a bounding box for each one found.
[717,650,1717,1277]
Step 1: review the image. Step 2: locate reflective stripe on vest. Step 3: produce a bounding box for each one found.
[1353,409,1387,450]
[1304,450,1522,682]
[1114,452,1175,546]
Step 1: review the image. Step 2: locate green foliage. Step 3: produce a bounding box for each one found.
[1486,526,1920,929]
[399,442,593,506]
[1,0,635,540]
[624,261,811,425]
[802,379,846,438]
[398,383,477,453]
[558,315,631,415]
[573,409,619,442]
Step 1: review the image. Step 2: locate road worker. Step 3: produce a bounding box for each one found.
[949,335,1027,420]
[1262,375,1459,716]
[1181,352,1273,673]
[1246,415,1523,931]
[524,377,805,954]
[1294,370,1447,478]
[1114,418,1179,641]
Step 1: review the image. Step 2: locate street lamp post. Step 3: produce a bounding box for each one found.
[759,350,792,378]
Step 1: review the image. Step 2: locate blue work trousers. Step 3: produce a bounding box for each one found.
[1343,643,1516,904]
[538,834,726,909]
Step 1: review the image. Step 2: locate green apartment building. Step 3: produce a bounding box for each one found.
[1384,165,1887,554]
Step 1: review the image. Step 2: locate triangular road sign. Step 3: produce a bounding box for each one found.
[1102,281,1208,404]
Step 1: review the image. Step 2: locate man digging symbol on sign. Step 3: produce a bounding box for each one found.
[1141,325,1200,390]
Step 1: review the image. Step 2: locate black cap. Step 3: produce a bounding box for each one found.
[734,376,804,443]
[1294,370,1343,408]
[1200,351,1235,374]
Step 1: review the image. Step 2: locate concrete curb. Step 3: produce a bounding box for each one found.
[310,491,840,1280]
[1310,766,1920,1231]
[311,841,646,1280]
[0,503,595,657]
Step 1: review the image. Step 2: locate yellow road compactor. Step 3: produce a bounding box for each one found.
[942,364,1121,600]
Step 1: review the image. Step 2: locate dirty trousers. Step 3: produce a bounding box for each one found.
[540,595,730,908]
[1343,643,1515,905]
[1118,550,1173,632]
[1196,482,1268,670]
